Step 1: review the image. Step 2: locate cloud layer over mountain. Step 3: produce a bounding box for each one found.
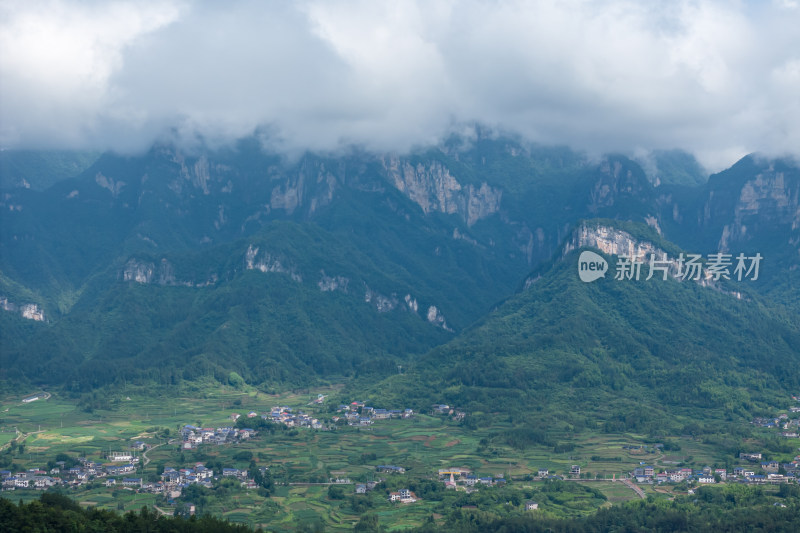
[2,0,799,169]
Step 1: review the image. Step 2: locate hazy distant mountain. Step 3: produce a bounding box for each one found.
[640,149,708,187]
[0,149,101,190]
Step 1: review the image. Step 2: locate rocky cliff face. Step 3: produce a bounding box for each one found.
[95,172,125,198]
[318,271,349,292]
[122,258,217,287]
[1,296,45,321]
[119,241,454,330]
[564,224,665,260]
[552,223,745,298]
[588,156,653,214]
[382,156,502,226]
[426,305,451,331]
[165,150,220,196]
[364,286,398,313]
[123,258,176,285]
[715,164,800,252]
[245,245,302,282]
[268,163,338,216]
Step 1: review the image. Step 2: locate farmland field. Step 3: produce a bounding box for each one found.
[2,385,796,531]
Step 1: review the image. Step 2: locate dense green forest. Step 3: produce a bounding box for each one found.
[4,485,800,533]
[2,139,797,399]
[353,242,800,438]
[0,492,251,533]
[411,485,800,533]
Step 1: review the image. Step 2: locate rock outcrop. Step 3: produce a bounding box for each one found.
[382,157,502,226]
[245,245,302,282]
[1,296,45,321]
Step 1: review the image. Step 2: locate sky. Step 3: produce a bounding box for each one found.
[1,0,799,171]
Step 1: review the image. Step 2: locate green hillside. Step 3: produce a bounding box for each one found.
[0,220,464,391]
[1,141,798,404]
[361,227,800,437]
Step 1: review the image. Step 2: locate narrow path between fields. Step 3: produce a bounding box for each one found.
[153,505,172,517]
[141,438,176,466]
[621,478,646,499]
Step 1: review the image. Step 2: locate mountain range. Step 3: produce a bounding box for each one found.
[1,133,798,426]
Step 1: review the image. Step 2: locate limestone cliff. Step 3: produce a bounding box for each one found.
[525,222,745,299]
[122,257,217,287]
[715,164,800,252]
[318,271,349,292]
[270,161,338,216]
[95,172,125,198]
[245,245,302,282]
[167,151,213,195]
[426,305,451,331]
[1,296,46,321]
[382,156,502,226]
[122,258,175,285]
[588,156,652,214]
[364,285,398,313]
[563,224,666,261]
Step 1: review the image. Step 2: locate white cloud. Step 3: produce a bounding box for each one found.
[1,0,798,170]
[0,0,182,148]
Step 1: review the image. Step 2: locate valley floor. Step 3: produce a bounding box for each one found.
[2,386,799,531]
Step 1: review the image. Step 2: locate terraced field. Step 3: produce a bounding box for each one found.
[1,385,767,531]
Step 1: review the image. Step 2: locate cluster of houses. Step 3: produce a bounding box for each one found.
[1,456,262,497]
[156,463,260,495]
[527,466,581,479]
[260,407,324,429]
[103,462,260,496]
[376,465,406,474]
[180,425,256,449]
[332,402,414,426]
[1,454,140,491]
[354,480,382,494]
[2,468,61,490]
[351,465,404,495]
[751,412,800,438]
[438,468,506,491]
[431,404,466,421]
[629,454,800,485]
[388,488,418,503]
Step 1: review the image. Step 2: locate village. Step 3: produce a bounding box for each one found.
[332,401,415,426]
[627,452,800,486]
[0,398,423,499]
[180,424,257,449]
[0,456,262,497]
[1,428,263,498]
[3,392,798,522]
[223,398,420,432]
[750,409,800,439]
